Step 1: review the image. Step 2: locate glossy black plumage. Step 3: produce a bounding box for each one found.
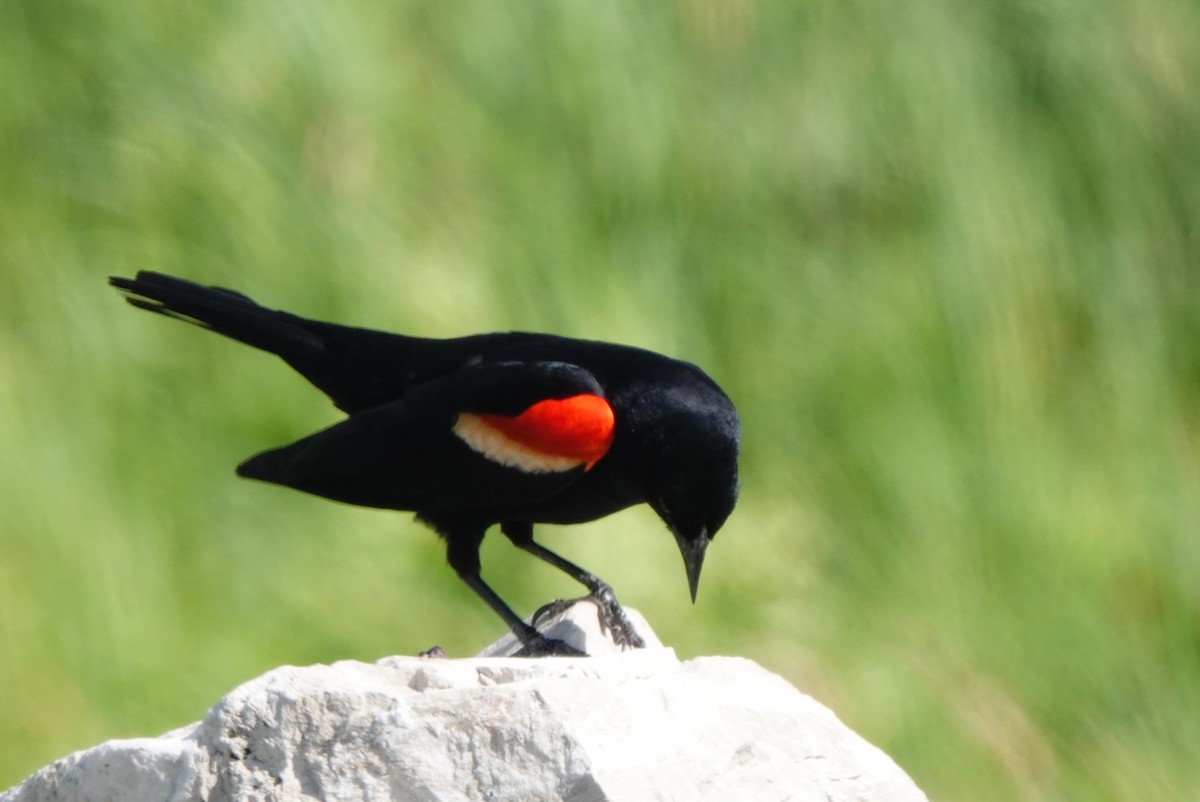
[110,271,740,654]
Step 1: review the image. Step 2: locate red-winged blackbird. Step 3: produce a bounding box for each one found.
[110,272,740,655]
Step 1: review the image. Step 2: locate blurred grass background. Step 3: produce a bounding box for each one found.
[2,1,1199,798]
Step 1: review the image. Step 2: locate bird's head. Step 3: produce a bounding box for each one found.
[638,373,740,603]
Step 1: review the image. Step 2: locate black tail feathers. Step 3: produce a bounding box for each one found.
[110,272,424,413]
[109,271,325,359]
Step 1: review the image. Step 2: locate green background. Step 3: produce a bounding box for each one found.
[3,2,1199,799]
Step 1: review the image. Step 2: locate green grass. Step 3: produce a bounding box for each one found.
[3,2,1200,798]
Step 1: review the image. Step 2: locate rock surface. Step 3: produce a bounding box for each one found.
[2,603,927,802]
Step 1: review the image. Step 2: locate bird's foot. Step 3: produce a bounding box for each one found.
[588,584,646,650]
[531,597,576,626]
[531,588,646,651]
[513,631,587,658]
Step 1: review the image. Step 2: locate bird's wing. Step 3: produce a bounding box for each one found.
[236,361,616,512]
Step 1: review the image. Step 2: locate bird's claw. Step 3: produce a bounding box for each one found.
[589,585,646,650]
[531,597,576,627]
[530,587,646,651]
[514,632,587,658]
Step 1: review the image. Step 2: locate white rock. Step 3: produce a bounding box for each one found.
[2,604,927,802]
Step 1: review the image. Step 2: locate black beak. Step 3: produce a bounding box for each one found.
[672,527,710,603]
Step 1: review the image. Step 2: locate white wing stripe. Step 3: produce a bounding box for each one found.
[452,413,583,474]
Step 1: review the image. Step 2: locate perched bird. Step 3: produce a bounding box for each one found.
[110,272,740,655]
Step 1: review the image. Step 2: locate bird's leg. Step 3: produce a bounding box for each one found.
[440,524,583,657]
[458,573,584,657]
[502,524,646,650]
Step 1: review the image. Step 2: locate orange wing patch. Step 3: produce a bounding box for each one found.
[453,394,615,474]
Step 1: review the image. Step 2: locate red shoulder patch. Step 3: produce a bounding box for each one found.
[453,394,615,473]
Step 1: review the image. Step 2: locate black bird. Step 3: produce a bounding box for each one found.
[109,272,740,655]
